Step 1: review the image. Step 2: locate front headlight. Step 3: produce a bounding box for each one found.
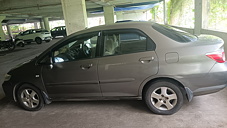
[4,74,11,81]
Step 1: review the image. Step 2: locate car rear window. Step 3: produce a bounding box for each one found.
[152,23,197,43]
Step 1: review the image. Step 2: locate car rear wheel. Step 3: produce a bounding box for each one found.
[17,84,44,111]
[144,80,184,115]
[35,37,42,44]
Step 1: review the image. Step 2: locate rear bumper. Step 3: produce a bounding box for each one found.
[185,84,226,102]
[178,62,227,101]
[193,84,227,96]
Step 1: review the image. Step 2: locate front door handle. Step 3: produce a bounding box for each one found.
[139,57,155,63]
[80,64,93,70]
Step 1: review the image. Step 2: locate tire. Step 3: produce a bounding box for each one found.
[144,80,184,115]
[16,40,25,47]
[7,42,15,51]
[17,84,44,111]
[35,37,42,44]
[19,42,25,47]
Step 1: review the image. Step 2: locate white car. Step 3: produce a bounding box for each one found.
[15,29,52,44]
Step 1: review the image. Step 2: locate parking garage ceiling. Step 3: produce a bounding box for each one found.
[0,0,162,24]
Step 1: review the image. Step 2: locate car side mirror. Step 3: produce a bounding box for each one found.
[38,56,53,69]
[47,57,53,69]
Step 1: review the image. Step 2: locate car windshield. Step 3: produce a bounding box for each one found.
[152,23,197,43]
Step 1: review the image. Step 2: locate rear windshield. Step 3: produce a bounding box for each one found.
[152,23,197,43]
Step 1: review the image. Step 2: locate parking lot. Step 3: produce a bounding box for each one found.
[0,39,227,128]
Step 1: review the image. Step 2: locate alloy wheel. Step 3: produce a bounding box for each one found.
[151,87,177,110]
[20,89,40,108]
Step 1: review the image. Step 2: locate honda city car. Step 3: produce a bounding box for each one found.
[2,22,227,115]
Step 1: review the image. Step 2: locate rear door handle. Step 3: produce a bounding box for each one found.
[80,64,93,70]
[139,57,155,63]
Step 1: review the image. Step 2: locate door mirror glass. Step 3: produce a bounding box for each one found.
[54,57,64,63]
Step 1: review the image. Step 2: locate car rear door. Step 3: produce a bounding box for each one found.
[98,29,158,96]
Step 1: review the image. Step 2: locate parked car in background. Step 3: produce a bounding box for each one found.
[50,26,67,38]
[2,22,227,115]
[15,29,52,44]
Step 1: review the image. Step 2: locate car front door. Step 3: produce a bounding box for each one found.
[41,32,101,99]
[98,29,158,96]
[19,30,30,40]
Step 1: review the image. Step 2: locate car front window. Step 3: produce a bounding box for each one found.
[53,32,99,63]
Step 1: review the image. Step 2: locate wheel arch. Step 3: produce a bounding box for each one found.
[35,36,42,40]
[140,77,192,101]
[13,82,51,104]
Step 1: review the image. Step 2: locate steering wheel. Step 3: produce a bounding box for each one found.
[83,43,91,57]
[67,48,80,60]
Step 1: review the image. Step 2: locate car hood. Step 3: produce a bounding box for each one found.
[9,57,37,73]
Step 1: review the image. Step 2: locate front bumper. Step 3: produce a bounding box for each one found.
[43,36,52,41]
[2,81,15,100]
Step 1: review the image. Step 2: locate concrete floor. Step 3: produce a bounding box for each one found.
[0,39,227,128]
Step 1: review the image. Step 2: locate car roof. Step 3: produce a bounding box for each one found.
[23,29,47,31]
[78,21,154,33]
[68,21,155,37]
[53,26,66,28]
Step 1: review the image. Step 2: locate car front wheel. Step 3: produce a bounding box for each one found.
[144,80,184,115]
[35,37,42,44]
[17,84,44,111]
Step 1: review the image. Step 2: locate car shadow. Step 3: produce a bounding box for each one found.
[47,100,151,114]
[0,97,11,110]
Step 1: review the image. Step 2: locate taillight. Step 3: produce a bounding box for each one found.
[206,51,226,63]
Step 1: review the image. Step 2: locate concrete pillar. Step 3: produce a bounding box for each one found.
[34,22,39,29]
[6,25,13,39]
[40,19,45,29]
[43,17,50,31]
[61,0,88,35]
[116,11,124,21]
[103,5,115,25]
[163,0,167,24]
[202,0,208,29]
[0,16,6,41]
[194,0,203,35]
